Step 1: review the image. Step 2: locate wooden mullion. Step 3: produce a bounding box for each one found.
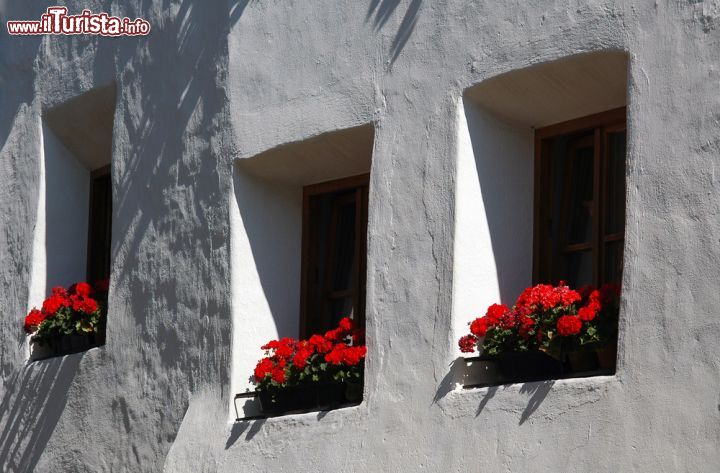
[603,233,624,242]
[562,242,593,253]
[535,107,626,141]
[303,173,370,197]
[327,289,353,299]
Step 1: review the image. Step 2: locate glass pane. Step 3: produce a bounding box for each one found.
[331,201,356,291]
[88,174,112,282]
[606,131,626,235]
[563,250,593,288]
[603,240,624,285]
[329,297,354,328]
[565,141,594,245]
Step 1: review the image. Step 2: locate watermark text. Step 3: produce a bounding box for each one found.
[7,7,151,36]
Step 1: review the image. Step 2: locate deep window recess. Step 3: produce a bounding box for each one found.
[534,107,626,288]
[87,165,112,283]
[300,174,369,338]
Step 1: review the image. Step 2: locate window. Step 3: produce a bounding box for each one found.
[87,165,113,283]
[534,108,626,288]
[453,52,628,387]
[231,124,375,418]
[300,174,369,337]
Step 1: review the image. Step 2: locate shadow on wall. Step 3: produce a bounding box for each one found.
[232,169,302,340]
[462,102,534,304]
[433,358,554,425]
[366,0,423,65]
[0,354,83,472]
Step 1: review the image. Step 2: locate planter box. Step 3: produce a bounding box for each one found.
[30,333,100,361]
[465,351,564,387]
[258,381,362,415]
[464,348,616,388]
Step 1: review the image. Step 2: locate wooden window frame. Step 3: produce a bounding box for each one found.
[299,173,370,338]
[533,107,626,286]
[86,164,112,282]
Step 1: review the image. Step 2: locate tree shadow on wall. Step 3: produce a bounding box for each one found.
[473,379,555,425]
[366,0,423,66]
[0,354,83,473]
[434,357,554,425]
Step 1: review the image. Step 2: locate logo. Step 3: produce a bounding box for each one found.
[7,7,151,36]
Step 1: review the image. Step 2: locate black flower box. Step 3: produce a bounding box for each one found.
[463,351,564,387]
[30,333,102,361]
[257,380,363,415]
[463,348,615,388]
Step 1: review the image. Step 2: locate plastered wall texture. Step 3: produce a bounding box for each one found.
[0,0,719,471]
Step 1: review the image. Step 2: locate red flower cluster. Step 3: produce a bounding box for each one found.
[516,283,581,311]
[458,334,478,353]
[254,317,367,387]
[556,315,582,336]
[459,282,621,355]
[23,309,44,334]
[23,280,108,335]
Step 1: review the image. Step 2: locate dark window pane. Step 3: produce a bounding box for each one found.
[87,173,112,283]
[603,240,624,285]
[330,201,356,292]
[304,181,367,337]
[563,250,593,288]
[565,141,594,245]
[328,297,354,328]
[606,131,626,235]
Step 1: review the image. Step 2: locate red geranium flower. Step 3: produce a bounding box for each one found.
[23,309,45,334]
[71,296,98,314]
[485,304,508,324]
[556,285,582,307]
[73,282,93,297]
[271,367,286,384]
[499,312,517,330]
[324,328,343,342]
[577,306,597,322]
[469,317,492,337]
[587,290,602,312]
[42,294,68,316]
[557,315,582,336]
[325,343,347,365]
[338,317,354,333]
[342,346,367,366]
[518,315,536,339]
[254,358,274,381]
[458,334,477,353]
[308,334,333,353]
[293,348,312,369]
[274,338,296,359]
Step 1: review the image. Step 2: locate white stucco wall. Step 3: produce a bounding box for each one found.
[27,123,91,314]
[0,1,719,472]
[452,99,534,358]
[229,170,302,400]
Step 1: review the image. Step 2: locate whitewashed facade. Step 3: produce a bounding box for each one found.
[1,0,719,471]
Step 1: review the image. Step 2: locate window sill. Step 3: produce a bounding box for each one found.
[234,391,362,421]
[234,382,363,421]
[459,351,616,389]
[28,334,105,362]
